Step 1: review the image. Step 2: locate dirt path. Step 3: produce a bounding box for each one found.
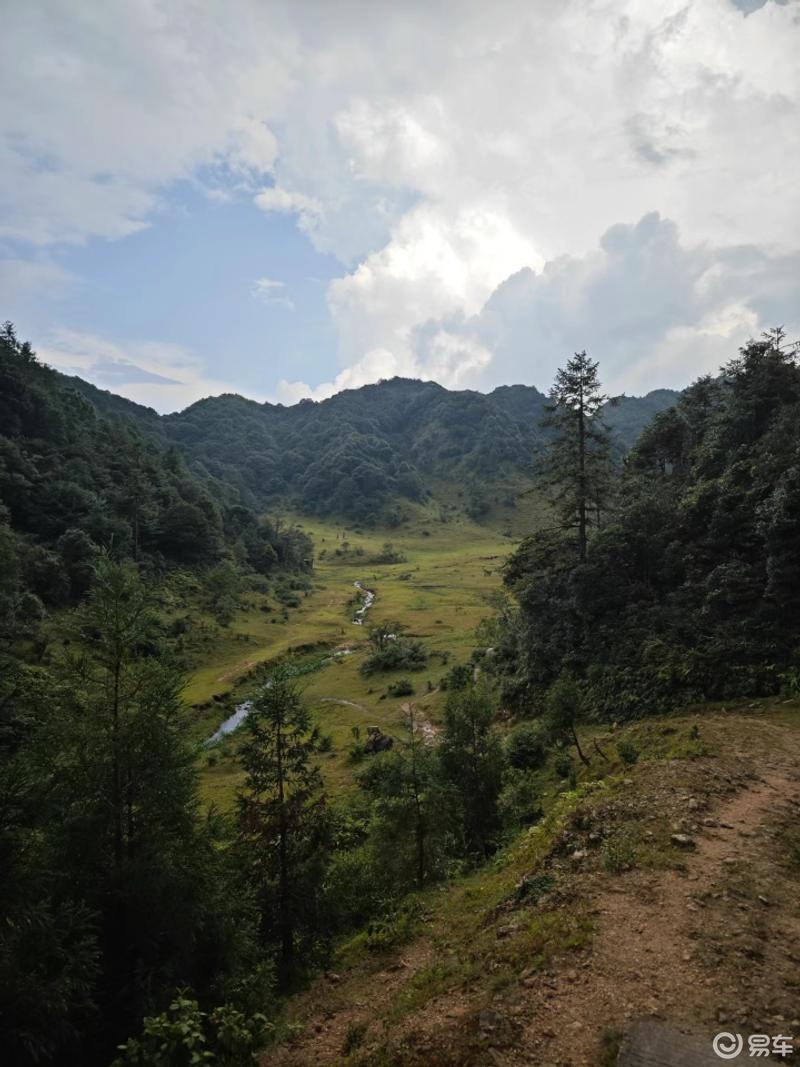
[317,697,371,713]
[515,767,800,1066]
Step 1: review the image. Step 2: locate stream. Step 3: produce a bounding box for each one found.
[204,639,361,746]
[353,580,375,624]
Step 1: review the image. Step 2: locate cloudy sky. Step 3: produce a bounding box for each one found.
[2,0,798,412]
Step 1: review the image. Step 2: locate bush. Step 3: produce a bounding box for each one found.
[386,678,414,697]
[360,639,427,676]
[112,993,270,1066]
[553,752,573,779]
[499,770,542,830]
[505,721,548,770]
[616,738,639,766]
[601,830,636,873]
[441,662,472,691]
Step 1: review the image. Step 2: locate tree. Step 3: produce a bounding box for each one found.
[438,688,504,859]
[545,677,589,766]
[357,705,453,890]
[50,556,232,1059]
[237,673,330,987]
[540,351,613,562]
[367,619,406,652]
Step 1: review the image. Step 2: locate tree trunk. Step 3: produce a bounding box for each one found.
[570,722,590,766]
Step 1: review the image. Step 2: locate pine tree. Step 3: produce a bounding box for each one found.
[51,555,225,1060]
[541,351,612,562]
[237,672,329,987]
[438,688,504,859]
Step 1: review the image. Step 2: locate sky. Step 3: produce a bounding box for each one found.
[1,0,798,413]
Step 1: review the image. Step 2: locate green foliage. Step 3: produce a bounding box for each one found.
[342,1021,368,1055]
[616,738,639,765]
[539,350,613,562]
[498,769,542,831]
[112,992,270,1066]
[439,688,505,858]
[360,638,427,676]
[237,672,331,986]
[505,721,548,770]
[440,661,472,691]
[601,829,637,873]
[500,332,800,718]
[0,325,312,625]
[373,541,406,564]
[386,678,414,697]
[553,752,574,779]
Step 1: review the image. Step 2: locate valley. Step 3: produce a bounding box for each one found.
[191,498,539,809]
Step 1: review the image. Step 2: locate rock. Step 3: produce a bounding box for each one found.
[687,798,701,811]
[671,833,696,849]
[474,1009,521,1048]
[571,848,588,861]
[363,726,394,754]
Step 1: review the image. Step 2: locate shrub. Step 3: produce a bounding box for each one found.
[387,678,414,697]
[499,770,542,830]
[553,752,573,779]
[616,739,639,766]
[360,639,427,676]
[601,830,636,873]
[342,1021,368,1055]
[505,721,548,770]
[441,662,472,691]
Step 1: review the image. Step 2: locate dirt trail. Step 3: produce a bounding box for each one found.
[516,767,800,1066]
[317,697,371,713]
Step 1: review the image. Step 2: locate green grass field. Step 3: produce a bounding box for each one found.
[191,495,544,810]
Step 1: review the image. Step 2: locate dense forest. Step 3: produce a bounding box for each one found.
[0,323,313,634]
[65,359,677,526]
[497,329,800,719]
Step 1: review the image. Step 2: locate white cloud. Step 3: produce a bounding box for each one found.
[3,0,799,397]
[253,187,321,232]
[252,276,294,310]
[39,328,258,413]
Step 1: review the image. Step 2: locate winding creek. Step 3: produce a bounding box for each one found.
[204,580,375,746]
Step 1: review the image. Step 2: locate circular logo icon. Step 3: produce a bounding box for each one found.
[712,1032,744,1059]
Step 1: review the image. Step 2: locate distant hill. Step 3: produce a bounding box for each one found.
[53,371,679,524]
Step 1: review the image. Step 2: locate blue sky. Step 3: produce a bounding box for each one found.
[1,0,798,412]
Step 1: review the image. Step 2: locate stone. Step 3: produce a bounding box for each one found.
[671,833,696,849]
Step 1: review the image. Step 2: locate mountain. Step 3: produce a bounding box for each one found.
[54,372,677,525]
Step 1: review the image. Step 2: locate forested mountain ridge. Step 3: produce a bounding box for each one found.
[60,362,679,524]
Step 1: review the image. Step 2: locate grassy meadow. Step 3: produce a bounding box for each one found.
[190,491,544,810]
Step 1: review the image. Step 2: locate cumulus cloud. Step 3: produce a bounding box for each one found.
[3,0,799,400]
[408,213,800,393]
[39,328,258,413]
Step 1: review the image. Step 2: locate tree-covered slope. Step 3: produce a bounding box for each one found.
[158,377,677,523]
[499,332,800,717]
[0,324,311,630]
